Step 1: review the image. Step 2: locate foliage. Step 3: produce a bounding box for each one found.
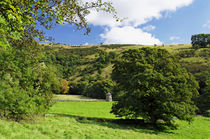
[191,34,210,49]
[69,75,114,99]
[175,49,195,58]
[0,0,118,121]
[0,42,61,121]
[69,80,89,95]
[94,50,114,73]
[61,80,70,94]
[174,47,210,75]
[108,51,117,60]
[111,48,199,125]
[0,0,118,47]
[195,71,210,94]
[50,51,79,79]
[85,79,114,99]
[195,71,210,116]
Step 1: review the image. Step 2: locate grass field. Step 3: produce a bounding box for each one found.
[49,101,115,119]
[0,96,210,139]
[1,113,209,139]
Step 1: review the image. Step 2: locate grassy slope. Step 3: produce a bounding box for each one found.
[0,101,210,139]
[47,44,210,82]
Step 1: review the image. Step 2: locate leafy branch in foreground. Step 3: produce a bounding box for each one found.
[0,0,118,47]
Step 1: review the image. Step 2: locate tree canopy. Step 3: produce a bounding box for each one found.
[0,0,117,47]
[111,48,199,125]
[191,34,210,49]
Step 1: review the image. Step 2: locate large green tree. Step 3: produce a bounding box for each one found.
[0,0,117,47]
[111,48,199,125]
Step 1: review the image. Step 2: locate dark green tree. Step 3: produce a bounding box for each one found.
[111,48,199,125]
[191,34,210,49]
[85,79,114,99]
[195,71,210,115]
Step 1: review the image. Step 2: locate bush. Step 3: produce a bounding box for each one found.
[175,49,195,58]
[61,80,70,94]
[109,51,117,60]
[69,80,89,95]
[111,48,199,125]
[85,79,114,99]
[0,42,61,121]
[69,76,115,99]
[195,71,210,115]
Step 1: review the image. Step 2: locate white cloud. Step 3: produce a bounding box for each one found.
[85,0,194,44]
[100,26,161,45]
[203,20,210,29]
[142,25,156,32]
[169,36,180,41]
[87,0,193,27]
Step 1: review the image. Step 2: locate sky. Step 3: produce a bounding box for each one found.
[43,0,210,45]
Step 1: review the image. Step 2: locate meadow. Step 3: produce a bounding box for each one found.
[0,95,210,139]
[1,44,210,139]
[1,2,209,138]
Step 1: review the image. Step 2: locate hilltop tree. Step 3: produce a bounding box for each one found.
[191,34,210,49]
[111,48,199,125]
[0,0,118,47]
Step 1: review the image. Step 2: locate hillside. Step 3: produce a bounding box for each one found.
[42,43,210,114]
[42,43,210,81]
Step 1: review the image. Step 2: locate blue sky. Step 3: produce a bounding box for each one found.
[43,0,210,45]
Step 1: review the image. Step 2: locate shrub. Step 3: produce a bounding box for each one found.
[69,77,115,99]
[69,80,89,95]
[0,42,60,121]
[85,79,114,99]
[61,80,70,94]
[109,51,117,60]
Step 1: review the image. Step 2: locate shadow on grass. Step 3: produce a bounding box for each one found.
[50,113,175,135]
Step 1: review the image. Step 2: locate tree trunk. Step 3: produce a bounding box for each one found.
[149,112,157,125]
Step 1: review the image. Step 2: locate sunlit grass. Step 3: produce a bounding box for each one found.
[49,101,115,119]
[0,101,210,139]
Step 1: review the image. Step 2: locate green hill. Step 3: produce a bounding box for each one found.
[43,43,210,81]
[42,43,210,113]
